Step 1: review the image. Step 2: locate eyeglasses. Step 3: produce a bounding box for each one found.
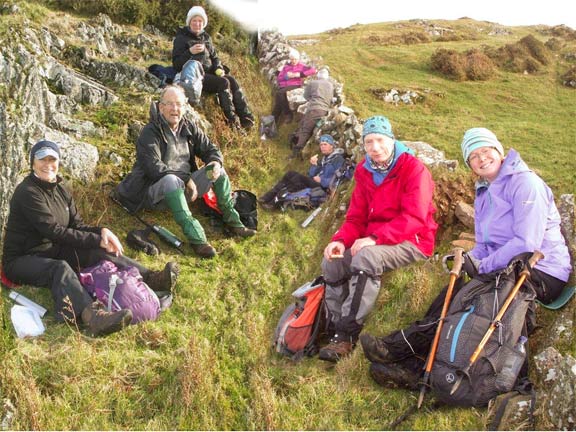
[468,147,495,164]
[160,101,186,108]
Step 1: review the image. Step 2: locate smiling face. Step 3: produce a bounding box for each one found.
[467,146,503,182]
[188,15,205,34]
[159,87,187,129]
[363,133,395,165]
[33,155,59,183]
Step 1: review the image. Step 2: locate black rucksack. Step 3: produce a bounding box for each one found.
[429,258,536,407]
[274,187,328,211]
[202,189,258,230]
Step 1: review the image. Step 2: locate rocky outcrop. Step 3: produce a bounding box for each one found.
[257,31,459,170]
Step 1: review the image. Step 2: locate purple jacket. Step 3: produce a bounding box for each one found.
[276,62,316,88]
[470,149,571,281]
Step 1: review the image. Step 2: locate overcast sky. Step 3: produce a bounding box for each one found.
[209,0,576,35]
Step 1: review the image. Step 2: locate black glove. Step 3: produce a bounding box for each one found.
[462,252,480,278]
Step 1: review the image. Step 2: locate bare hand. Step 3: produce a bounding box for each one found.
[324,241,345,261]
[350,237,376,256]
[190,44,205,55]
[186,179,198,202]
[309,154,318,165]
[312,175,321,183]
[206,161,222,181]
[100,228,124,256]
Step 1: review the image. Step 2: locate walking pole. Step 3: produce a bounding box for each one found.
[449,251,544,396]
[416,248,464,408]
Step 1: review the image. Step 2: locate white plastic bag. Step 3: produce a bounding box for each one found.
[10,305,45,338]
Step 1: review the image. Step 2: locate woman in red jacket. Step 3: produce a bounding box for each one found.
[318,115,438,362]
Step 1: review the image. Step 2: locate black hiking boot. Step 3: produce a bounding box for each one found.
[227,226,257,238]
[369,362,420,390]
[360,333,394,364]
[145,261,179,293]
[81,302,133,337]
[191,243,217,259]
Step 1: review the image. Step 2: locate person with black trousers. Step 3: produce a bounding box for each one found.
[172,6,254,129]
[2,140,179,337]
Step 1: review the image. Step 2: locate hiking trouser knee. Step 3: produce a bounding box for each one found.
[147,174,183,208]
[4,255,93,322]
[164,188,207,245]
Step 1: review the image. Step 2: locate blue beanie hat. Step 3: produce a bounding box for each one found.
[362,115,394,141]
[30,140,60,167]
[319,134,335,146]
[461,127,504,167]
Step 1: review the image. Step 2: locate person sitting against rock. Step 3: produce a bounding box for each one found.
[1,140,179,337]
[289,67,334,160]
[317,115,438,362]
[271,48,316,125]
[258,134,345,210]
[360,127,572,388]
[114,85,256,259]
[172,6,255,129]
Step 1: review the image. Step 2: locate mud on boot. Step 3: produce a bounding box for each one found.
[81,302,133,337]
[369,362,420,390]
[360,333,394,364]
[227,225,256,238]
[145,261,179,292]
[191,243,217,258]
[318,334,354,363]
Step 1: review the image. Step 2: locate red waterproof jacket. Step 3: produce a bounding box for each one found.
[332,154,438,256]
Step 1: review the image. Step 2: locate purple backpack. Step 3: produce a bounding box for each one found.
[79,260,161,324]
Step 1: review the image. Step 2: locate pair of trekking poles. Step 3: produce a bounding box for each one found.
[416,249,543,407]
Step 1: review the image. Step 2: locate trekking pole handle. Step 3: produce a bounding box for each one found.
[450,248,464,276]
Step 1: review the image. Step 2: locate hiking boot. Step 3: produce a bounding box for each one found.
[191,243,217,258]
[145,261,179,292]
[81,302,133,337]
[318,336,354,362]
[369,362,420,390]
[227,226,256,237]
[259,201,276,211]
[240,116,255,130]
[360,333,394,364]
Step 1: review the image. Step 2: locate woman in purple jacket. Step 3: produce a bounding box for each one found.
[461,127,571,303]
[271,48,316,124]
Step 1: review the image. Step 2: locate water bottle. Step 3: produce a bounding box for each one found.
[496,336,527,392]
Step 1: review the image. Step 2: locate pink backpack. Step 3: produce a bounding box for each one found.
[79,260,161,324]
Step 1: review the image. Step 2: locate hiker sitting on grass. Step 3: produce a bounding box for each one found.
[172,6,255,129]
[317,115,438,363]
[1,140,179,337]
[360,127,572,388]
[271,48,316,125]
[289,67,334,160]
[258,134,345,210]
[114,85,256,260]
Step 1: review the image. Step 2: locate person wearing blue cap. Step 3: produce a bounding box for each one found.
[318,115,438,362]
[2,140,179,337]
[258,134,345,210]
[360,127,571,389]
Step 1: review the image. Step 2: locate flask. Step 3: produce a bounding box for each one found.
[9,291,48,318]
[496,336,527,392]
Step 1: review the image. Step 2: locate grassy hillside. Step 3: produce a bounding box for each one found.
[0,5,574,431]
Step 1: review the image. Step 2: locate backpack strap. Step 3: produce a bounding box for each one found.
[107,274,123,312]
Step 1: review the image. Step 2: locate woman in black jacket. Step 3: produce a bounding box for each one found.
[172,6,254,129]
[2,140,179,337]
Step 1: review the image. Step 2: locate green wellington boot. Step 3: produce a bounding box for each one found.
[164,188,216,258]
[213,174,256,238]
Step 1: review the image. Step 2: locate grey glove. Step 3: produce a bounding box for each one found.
[462,252,480,278]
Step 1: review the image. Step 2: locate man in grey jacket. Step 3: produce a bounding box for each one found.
[115,85,256,258]
[290,67,334,159]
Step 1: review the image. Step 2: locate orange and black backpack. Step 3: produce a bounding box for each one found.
[273,276,330,360]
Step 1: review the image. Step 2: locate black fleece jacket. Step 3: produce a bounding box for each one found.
[2,174,101,266]
[172,27,222,73]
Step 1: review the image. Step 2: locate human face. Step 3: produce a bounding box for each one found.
[289,56,299,65]
[189,16,204,34]
[363,133,395,165]
[468,146,503,182]
[33,156,59,183]
[159,88,187,129]
[319,142,334,155]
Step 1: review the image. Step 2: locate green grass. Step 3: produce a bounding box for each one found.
[1,7,574,431]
